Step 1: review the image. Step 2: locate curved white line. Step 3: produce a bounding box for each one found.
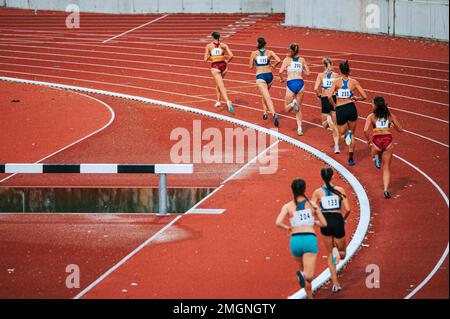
[0,87,115,184]
[1,65,447,148]
[0,76,371,300]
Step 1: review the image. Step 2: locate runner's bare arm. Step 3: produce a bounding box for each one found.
[337,187,351,220]
[352,80,368,102]
[391,113,404,132]
[249,52,255,69]
[204,45,210,63]
[278,58,288,82]
[314,74,322,97]
[310,202,327,227]
[271,51,282,69]
[276,204,291,231]
[363,114,373,144]
[301,58,310,76]
[224,44,234,63]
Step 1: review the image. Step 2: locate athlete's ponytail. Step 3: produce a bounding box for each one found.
[211,31,221,40]
[257,37,266,50]
[373,96,391,119]
[339,60,350,76]
[291,178,312,208]
[320,167,346,200]
[323,57,332,72]
[290,43,299,57]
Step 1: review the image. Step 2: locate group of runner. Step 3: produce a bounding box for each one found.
[204,31,403,198]
[205,32,404,298]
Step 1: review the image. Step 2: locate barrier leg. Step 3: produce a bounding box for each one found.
[158,173,168,215]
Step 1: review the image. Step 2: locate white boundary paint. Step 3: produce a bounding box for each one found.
[102,15,170,43]
[0,76,370,300]
[1,76,447,299]
[0,89,115,185]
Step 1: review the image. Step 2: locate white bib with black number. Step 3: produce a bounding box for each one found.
[337,88,352,99]
[289,61,302,72]
[211,48,223,56]
[321,195,340,210]
[290,209,314,227]
[256,55,269,65]
[375,118,390,129]
[322,78,334,89]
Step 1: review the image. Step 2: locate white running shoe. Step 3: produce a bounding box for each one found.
[214,101,221,108]
[332,284,342,293]
[334,145,341,154]
[297,128,304,136]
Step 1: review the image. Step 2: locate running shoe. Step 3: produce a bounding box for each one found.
[334,145,341,154]
[297,271,306,288]
[227,101,234,114]
[263,113,268,120]
[332,247,340,265]
[384,191,392,199]
[374,154,382,169]
[348,158,356,166]
[332,284,342,293]
[297,128,304,136]
[274,114,279,127]
[292,100,299,112]
[345,130,353,146]
[214,101,221,108]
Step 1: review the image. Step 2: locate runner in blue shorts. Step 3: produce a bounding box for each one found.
[250,37,281,127]
[279,43,310,136]
[276,178,327,299]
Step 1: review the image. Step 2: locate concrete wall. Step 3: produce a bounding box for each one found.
[3,0,285,13]
[285,0,449,41]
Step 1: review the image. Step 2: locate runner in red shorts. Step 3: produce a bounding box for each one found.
[204,31,234,113]
[364,96,403,199]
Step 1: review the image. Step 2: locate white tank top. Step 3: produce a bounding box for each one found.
[375,118,390,129]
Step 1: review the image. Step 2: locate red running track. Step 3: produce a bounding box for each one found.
[0,9,448,299]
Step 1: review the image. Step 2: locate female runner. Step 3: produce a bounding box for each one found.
[312,167,351,293]
[363,96,403,198]
[314,58,340,153]
[250,37,281,127]
[276,178,327,299]
[328,61,367,166]
[204,31,234,113]
[279,43,310,136]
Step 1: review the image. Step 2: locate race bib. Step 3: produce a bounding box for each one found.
[290,61,302,72]
[337,88,352,99]
[375,118,390,129]
[321,195,340,210]
[322,78,334,89]
[256,55,269,65]
[211,48,223,56]
[290,209,313,227]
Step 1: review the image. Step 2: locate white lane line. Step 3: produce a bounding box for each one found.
[0,65,447,149]
[0,90,115,185]
[0,30,447,76]
[1,45,447,94]
[0,42,447,106]
[0,77,371,301]
[405,244,449,299]
[102,15,169,43]
[74,138,280,299]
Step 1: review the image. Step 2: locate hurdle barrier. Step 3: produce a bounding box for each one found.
[0,163,194,215]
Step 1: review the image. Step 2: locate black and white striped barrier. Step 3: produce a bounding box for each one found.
[0,163,194,214]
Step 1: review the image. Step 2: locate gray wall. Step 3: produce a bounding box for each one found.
[3,0,285,13]
[285,0,449,41]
